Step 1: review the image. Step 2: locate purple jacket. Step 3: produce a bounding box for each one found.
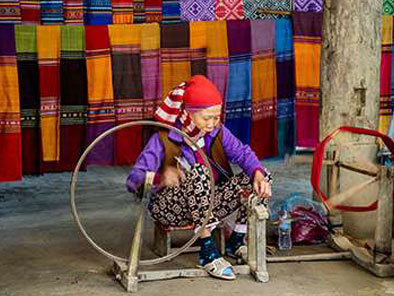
[126,125,267,192]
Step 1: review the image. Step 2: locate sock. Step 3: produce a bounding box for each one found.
[199,236,220,266]
[226,231,246,254]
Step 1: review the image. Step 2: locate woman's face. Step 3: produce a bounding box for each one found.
[190,104,222,133]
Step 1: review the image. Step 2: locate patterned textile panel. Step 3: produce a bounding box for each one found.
[109,24,144,165]
[225,20,252,145]
[15,25,41,175]
[180,0,215,21]
[112,0,133,23]
[293,0,323,12]
[64,0,84,24]
[0,0,22,23]
[244,0,292,20]
[145,0,162,22]
[0,25,22,181]
[250,19,277,158]
[275,18,295,156]
[292,11,322,148]
[85,25,115,165]
[40,0,64,24]
[133,0,145,23]
[216,0,244,20]
[383,0,394,15]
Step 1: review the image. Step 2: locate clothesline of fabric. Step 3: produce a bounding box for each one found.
[0,0,323,25]
[0,17,323,182]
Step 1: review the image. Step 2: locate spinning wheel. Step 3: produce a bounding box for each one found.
[70,120,269,292]
[311,126,394,277]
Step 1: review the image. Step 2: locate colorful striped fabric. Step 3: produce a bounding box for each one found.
[162,0,180,23]
[20,0,40,24]
[133,0,145,23]
[40,0,64,24]
[190,21,207,76]
[160,22,191,98]
[141,23,161,118]
[225,20,252,145]
[250,20,277,158]
[109,24,144,165]
[58,25,87,171]
[379,16,393,137]
[0,25,22,182]
[64,0,84,24]
[112,0,133,23]
[84,0,112,24]
[292,11,322,148]
[37,25,61,162]
[275,18,295,156]
[85,25,115,165]
[206,21,228,100]
[383,0,394,15]
[216,0,244,20]
[293,0,323,12]
[0,0,22,23]
[244,0,292,20]
[180,0,215,21]
[15,25,41,175]
[145,0,162,22]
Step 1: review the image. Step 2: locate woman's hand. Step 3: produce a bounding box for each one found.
[161,166,185,187]
[253,170,272,199]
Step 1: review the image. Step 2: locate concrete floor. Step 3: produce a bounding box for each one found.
[1,159,393,296]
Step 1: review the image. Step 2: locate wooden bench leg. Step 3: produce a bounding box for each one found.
[153,224,170,257]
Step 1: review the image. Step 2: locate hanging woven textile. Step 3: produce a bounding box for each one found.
[64,0,84,24]
[292,11,322,148]
[141,23,161,119]
[85,25,115,165]
[56,25,87,171]
[244,0,292,20]
[37,25,61,163]
[275,18,296,156]
[160,22,191,98]
[112,0,133,24]
[133,0,145,23]
[40,0,64,24]
[206,20,228,100]
[0,25,22,182]
[383,0,394,15]
[84,0,112,24]
[109,24,144,165]
[15,26,41,175]
[225,20,252,145]
[20,0,40,24]
[145,0,162,22]
[190,21,207,76]
[250,19,277,158]
[216,0,244,20]
[0,0,22,23]
[162,0,180,23]
[379,16,393,138]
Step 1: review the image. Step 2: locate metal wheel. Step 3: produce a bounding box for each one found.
[70,120,215,265]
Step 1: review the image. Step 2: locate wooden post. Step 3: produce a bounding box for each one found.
[374,166,394,258]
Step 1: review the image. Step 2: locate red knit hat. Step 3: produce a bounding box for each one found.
[183,75,223,109]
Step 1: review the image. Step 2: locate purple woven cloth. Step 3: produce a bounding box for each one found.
[294,0,323,12]
[180,0,216,21]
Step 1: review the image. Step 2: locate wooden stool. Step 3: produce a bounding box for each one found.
[153,223,226,257]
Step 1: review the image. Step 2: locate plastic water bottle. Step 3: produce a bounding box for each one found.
[278,204,292,251]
